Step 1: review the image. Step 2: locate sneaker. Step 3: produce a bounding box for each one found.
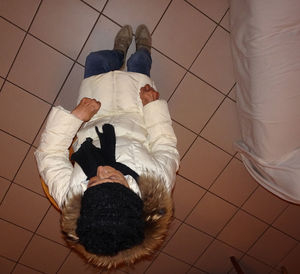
[113,25,133,58]
[135,24,151,53]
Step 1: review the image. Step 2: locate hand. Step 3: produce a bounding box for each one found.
[139,84,159,106]
[71,97,101,122]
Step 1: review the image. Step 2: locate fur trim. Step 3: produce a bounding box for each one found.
[61,174,173,269]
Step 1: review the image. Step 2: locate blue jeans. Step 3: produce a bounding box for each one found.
[84,49,152,79]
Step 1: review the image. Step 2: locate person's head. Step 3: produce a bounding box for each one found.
[61,169,173,269]
[73,166,145,256]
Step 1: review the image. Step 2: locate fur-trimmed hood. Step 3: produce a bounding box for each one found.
[61,174,173,269]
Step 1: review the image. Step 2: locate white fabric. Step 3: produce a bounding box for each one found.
[230,0,300,203]
[35,71,179,208]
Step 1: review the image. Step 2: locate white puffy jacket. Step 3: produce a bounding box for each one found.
[35,71,180,208]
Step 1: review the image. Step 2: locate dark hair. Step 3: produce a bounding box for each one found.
[76,183,145,255]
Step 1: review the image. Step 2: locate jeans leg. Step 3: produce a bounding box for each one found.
[84,50,124,79]
[127,48,152,77]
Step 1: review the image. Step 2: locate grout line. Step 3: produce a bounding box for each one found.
[172,118,198,136]
[0,145,31,208]
[13,262,45,273]
[80,0,109,13]
[198,96,226,135]
[0,254,17,264]
[73,12,103,62]
[101,13,123,28]
[198,135,233,157]
[152,46,188,71]
[27,32,75,62]
[10,204,52,273]
[55,249,73,274]
[151,0,173,35]
[188,70,228,97]
[166,69,189,103]
[51,62,77,106]
[1,0,43,90]
[4,79,53,105]
[0,217,36,234]
[177,134,198,162]
[0,15,28,32]
[183,0,220,25]
[218,8,230,34]
[0,128,31,146]
[11,181,47,199]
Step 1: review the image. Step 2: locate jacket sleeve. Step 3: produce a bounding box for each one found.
[143,100,180,191]
[34,106,83,208]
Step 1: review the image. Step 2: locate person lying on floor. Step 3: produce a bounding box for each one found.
[35,24,179,268]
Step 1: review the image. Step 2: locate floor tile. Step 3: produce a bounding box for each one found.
[19,235,70,273]
[186,0,229,22]
[58,251,99,274]
[179,137,231,189]
[201,98,241,155]
[0,82,51,143]
[82,0,107,12]
[0,183,49,231]
[248,227,297,267]
[195,239,242,273]
[78,16,120,66]
[273,204,300,241]
[0,77,4,87]
[13,264,42,274]
[152,0,215,68]
[36,206,65,246]
[0,0,40,30]
[0,256,15,273]
[0,131,29,180]
[161,218,182,249]
[121,257,154,274]
[101,269,126,274]
[0,18,25,77]
[0,219,33,261]
[145,252,190,274]
[151,49,186,101]
[191,27,235,94]
[30,0,98,59]
[0,177,10,202]
[14,147,45,196]
[163,223,213,264]
[279,244,300,274]
[218,210,268,252]
[186,192,237,237]
[172,175,205,221]
[210,158,258,207]
[8,35,73,103]
[238,255,273,274]
[54,63,84,111]
[242,186,288,224]
[187,267,206,274]
[172,121,197,159]
[103,0,170,33]
[168,73,224,133]
[269,270,282,274]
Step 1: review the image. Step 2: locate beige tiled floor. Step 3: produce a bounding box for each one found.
[0,0,300,273]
